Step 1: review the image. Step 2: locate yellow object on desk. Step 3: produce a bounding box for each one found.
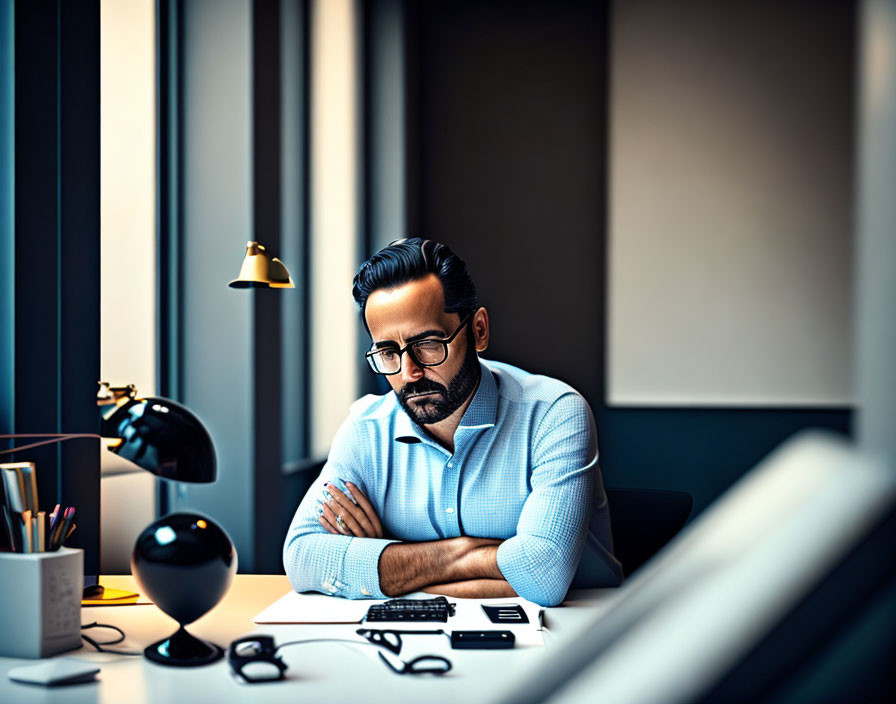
[81,581,152,606]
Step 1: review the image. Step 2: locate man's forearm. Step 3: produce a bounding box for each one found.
[423,579,517,599]
[379,537,504,596]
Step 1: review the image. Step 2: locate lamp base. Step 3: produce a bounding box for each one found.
[144,626,224,667]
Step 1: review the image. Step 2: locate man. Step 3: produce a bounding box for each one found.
[283,239,622,606]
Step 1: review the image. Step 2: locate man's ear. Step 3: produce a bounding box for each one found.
[472,307,489,352]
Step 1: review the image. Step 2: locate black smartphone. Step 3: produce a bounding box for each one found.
[450,630,515,649]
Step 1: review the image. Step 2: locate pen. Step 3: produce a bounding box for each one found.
[58,507,76,549]
[48,506,68,551]
[49,503,60,531]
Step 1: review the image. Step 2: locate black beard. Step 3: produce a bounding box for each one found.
[397,339,481,425]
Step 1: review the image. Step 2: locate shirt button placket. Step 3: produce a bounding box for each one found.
[444,457,459,533]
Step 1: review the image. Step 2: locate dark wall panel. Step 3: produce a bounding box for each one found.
[11,0,101,573]
[405,0,851,517]
[413,0,607,405]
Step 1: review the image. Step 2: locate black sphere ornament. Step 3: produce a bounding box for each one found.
[131,512,238,666]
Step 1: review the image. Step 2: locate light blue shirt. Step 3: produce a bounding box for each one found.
[283,359,623,606]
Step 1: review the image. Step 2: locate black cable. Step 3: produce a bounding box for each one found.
[275,630,448,654]
[80,622,143,656]
[274,637,388,653]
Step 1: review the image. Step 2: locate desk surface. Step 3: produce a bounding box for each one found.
[0,575,611,704]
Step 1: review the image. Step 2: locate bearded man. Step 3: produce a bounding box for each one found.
[283,239,622,606]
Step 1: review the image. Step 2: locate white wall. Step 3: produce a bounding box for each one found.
[99,0,157,572]
[856,0,896,461]
[608,0,854,406]
[310,0,361,456]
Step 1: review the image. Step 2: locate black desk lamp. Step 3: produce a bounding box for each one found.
[101,383,238,667]
[1,383,220,604]
[97,383,216,483]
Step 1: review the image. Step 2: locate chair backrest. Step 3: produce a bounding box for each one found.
[606,488,693,578]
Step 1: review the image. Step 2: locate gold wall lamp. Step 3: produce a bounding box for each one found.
[228,241,295,289]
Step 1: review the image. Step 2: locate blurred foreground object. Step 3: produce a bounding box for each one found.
[494,432,896,704]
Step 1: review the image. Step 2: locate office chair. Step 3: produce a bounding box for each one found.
[605,488,693,578]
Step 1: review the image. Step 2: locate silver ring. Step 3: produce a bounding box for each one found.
[335,514,346,528]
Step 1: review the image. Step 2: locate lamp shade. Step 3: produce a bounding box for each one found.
[228,241,294,289]
[99,395,216,483]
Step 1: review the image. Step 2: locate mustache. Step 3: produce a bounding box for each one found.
[398,379,447,400]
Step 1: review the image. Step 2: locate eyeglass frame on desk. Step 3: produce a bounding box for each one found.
[227,631,453,683]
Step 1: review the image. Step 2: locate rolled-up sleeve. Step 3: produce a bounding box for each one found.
[496,393,623,606]
[282,414,397,599]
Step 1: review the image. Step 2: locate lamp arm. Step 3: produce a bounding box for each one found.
[0,434,103,456]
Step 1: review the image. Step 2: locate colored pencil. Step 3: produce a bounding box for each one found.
[36,511,46,552]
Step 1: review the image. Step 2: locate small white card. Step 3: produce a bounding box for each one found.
[8,658,100,687]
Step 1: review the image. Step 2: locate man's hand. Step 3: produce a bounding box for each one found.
[319,481,383,538]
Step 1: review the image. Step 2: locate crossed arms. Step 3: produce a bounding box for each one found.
[319,480,517,599]
[282,392,616,607]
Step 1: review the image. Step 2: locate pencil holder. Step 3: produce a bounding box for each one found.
[0,547,83,658]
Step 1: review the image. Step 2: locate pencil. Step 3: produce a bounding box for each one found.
[59,507,76,548]
[37,511,46,552]
[48,507,67,550]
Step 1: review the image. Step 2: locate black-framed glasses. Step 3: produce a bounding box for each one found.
[377,650,452,675]
[365,314,472,375]
[228,635,288,683]
[355,627,449,655]
[228,633,452,683]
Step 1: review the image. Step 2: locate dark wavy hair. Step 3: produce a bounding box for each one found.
[352,238,478,329]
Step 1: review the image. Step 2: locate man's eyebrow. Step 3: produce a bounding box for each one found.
[371,328,447,349]
[405,328,448,343]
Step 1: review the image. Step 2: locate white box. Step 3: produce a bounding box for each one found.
[0,548,83,658]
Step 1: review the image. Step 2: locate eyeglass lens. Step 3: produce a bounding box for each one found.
[238,660,285,682]
[368,340,447,374]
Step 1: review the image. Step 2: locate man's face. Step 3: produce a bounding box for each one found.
[365,274,481,425]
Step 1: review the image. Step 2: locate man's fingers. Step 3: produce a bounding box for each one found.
[321,503,351,535]
[346,482,383,538]
[325,483,376,537]
[323,500,368,537]
[319,512,339,534]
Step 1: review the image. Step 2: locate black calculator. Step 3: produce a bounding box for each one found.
[365,596,456,622]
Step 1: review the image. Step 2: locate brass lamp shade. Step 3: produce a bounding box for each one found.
[228,241,295,289]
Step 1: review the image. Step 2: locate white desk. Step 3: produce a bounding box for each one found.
[0,575,611,704]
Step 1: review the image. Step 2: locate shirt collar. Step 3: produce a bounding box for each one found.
[393,360,497,444]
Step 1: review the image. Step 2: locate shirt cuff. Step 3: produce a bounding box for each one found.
[342,537,399,599]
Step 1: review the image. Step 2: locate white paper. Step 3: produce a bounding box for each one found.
[253,591,374,623]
